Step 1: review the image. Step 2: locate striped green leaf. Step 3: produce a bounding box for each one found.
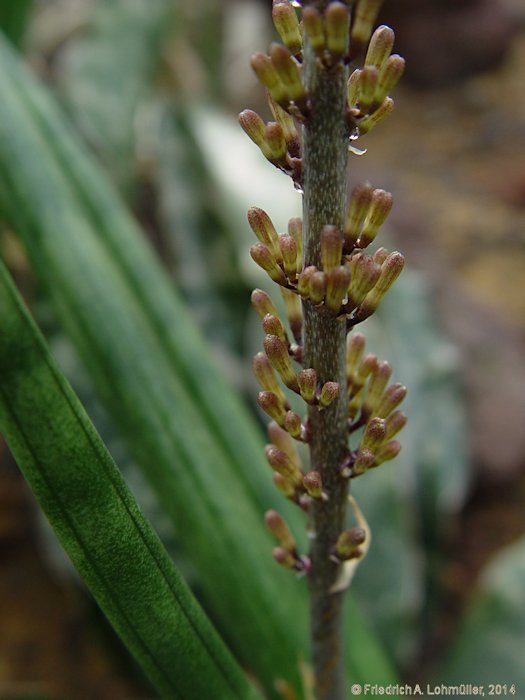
[0,259,261,700]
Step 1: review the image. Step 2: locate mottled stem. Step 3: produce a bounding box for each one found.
[302,18,350,700]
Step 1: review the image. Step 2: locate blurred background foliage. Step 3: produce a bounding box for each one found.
[0,0,524,697]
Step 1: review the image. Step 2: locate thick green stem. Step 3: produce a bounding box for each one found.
[302,30,350,700]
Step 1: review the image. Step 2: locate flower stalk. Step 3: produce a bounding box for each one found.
[241,2,407,698]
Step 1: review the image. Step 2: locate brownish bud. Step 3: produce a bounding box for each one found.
[287,217,303,274]
[253,352,287,403]
[269,43,306,105]
[372,246,389,265]
[262,313,288,342]
[375,439,402,464]
[319,381,340,408]
[353,251,404,321]
[348,253,381,307]
[363,360,392,416]
[352,446,376,476]
[239,109,274,160]
[297,368,317,404]
[280,287,302,343]
[268,95,301,157]
[258,390,287,424]
[250,243,287,285]
[347,69,361,109]
[298,265,317,298]
[279,234,299,279]
[250,52,288,105]
[358,189,393,248]
[320,225,343,273]
[346,332,366,381]
[268,421,302,469]
[335,527,366,558]
[309,271,328,305]
[385,410,407,440]
[302,6,325,55]
[251,289,279,319]
[361,417,387,451]
[365,25,395,71]
[264,334,299,391]
[283,410,302,438]
[265,509,296,551]
[303,471,326,500]
[325,264,352,312]
[265,121,287,161]
[344,182,373,249]
[265,444,303,485]
[273,473,296,499]
[376,383,407,419]
[272,546,297,569]
[247,207,281,260]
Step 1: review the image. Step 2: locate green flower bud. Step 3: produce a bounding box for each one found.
[265,121,287,162]
[358,189,393,248]
[376,54,405,104]
[347,69,362,110]
[269,43,306,106]
[272,1,303,56]
[358,96,394,135]
[250,52,289,105]
[280,287,302,343]
[365,25,395,71]
[283,410,302,438]
[352,446,376,476]
[385,410,407,440]
[264,334,299,391]
[297,368,317,404]
[347,253,381,308]
[375,439,402,464]
[262,313,288,343]
[265,444,303,485]
[258,390,287,425]
[325,264,351,312]
[287,217,303,274]
[238,109,274,160]
[346,332,366,382]
[303,471,326,500]
[302,6,325,55]
[325,2,350,61]
[298,265,318,298]
[350,0,383,59]
[375,383,407,419]
[335,527,366,559]
[279,233,299,279]
[321,225,343,273]
[272,546,297,569]
[247,207,281,260]
[273,472,296,498]
[353,251,404,321]
[250,243,287,285]
[319,381,340,408]
[268,95,301,157]
[265,509,297,551]
[344,182,373,249]
[361,417,387,451]
[268,421,302,470]
[309,270,328,305]
[251,288,279,319]
[363,360,392,416]
[253,352,287,404]
[357,65,379,113]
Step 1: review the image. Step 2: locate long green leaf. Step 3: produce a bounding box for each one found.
[0,259,261,700]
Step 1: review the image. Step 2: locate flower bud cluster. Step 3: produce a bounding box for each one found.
[343,332,407,479]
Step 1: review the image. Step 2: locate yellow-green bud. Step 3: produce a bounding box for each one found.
[265,509,296,551]
[346,332,366,381]
[297,368,317,404]
[350,0,383,59]
[265,444,303,485]
[302,6,325,55]
[303,471,326,500]
[258,390,287,425]
[279,234,299,279]
[321,225,343,273]
[363,360,392,416]
[375,439,401,464]
[273,473,296,499]
[264,334,299,391]
[358,96,394,135]
[298,265,318,298]
[345,182,373,249]
[335,527,366,559]
[325,2,350,61]
[238,109,274,160]
[265,121,287,161]
[354,251,404,320]
[358,65,379,113]
[358,189,393,248]
[272,1,303,56]
[319,381,340,408]
[251,289,279,319]
[376,54,405,103]
[347,69,361,109]
[353,446,376,476]
[268,95,301,156]
[280,287,302,343]
[272,546,297,569]
[361,417,387,451]
[385,410,407,440]
[269,43,306,105]
[376,383,407,419]
[309,271,327,305]
[325,264,351,312]
[348,253,381,307]
[250,243,287,285]
[365,25,395,71]
[287,217,303,274]
[250,52,288,105]
[247,207,281,260]
[268,421,302,470]
[253,352,287,404]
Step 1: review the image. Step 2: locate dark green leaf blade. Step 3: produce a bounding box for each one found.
[0,260,261,700]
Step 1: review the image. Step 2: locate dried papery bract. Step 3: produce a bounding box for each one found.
[240,1,407,697]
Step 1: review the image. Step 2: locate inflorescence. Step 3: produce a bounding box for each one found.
[240,0,406,574]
